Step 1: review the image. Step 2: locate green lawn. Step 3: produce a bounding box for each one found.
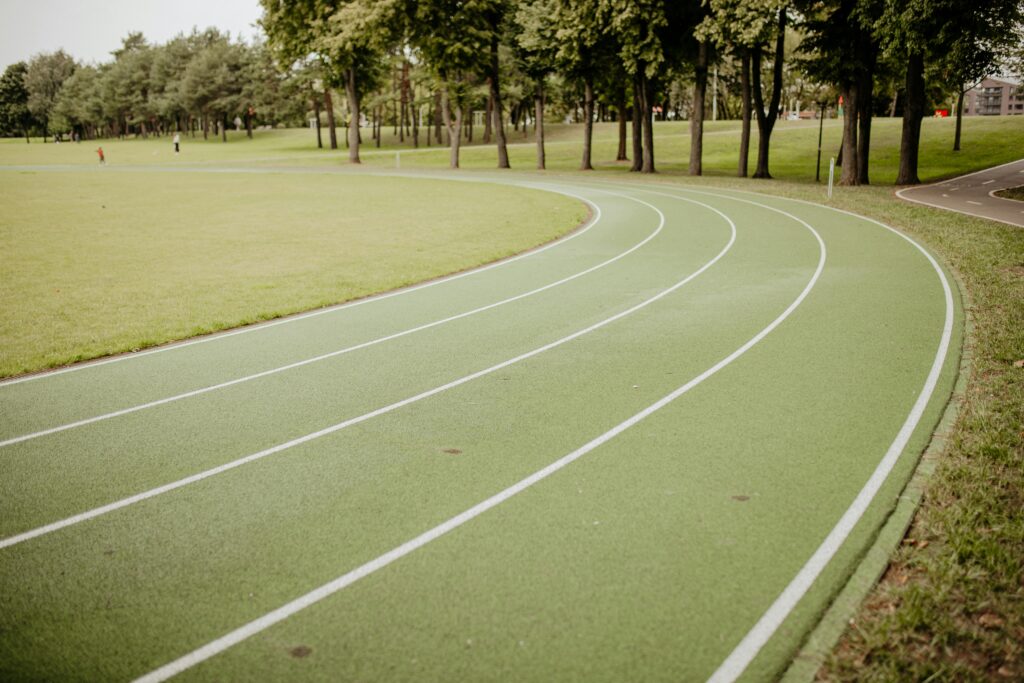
[0,171,585,377]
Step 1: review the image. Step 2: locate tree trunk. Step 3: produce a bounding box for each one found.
[312,97,321,148]
[484,92,493,143]
[441,79,462,168]
[640,73,655,173]
[581,76,595,170]
[630,76,642,172]
[400,61,409,143]
[856,43,875,185]
[738,50,752,177]
[434,90,444,144]
[896,51,925,185]
[324,89,338,149]
[752,8,786,179]
[221,113,228,142]
[690,42,708,176]
[856,79,872,185]
[345,68,360,163]
[535,86,546,170]
[839,83,859,185]
[489,38,510,169]
[953,87,965,151]
[616,94,628,161]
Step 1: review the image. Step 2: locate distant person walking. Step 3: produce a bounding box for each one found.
[173,132,180,154]
[96,147,105,164]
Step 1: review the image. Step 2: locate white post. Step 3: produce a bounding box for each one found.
[828,157,835,199]
[712,65,719,121]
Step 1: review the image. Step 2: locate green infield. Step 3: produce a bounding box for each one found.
[0,171,960,682]
[0,171,585,378]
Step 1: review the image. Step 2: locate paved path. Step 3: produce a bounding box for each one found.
[897,158,1024,227]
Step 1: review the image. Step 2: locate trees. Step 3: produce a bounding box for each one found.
[749,3,788,179]
[413,0,500,169]
[936,1,1023,151]
[700,0,788,178]
[600,0,671,174]
[799,0,882,185]
[552,0,608,171]
[0,62,34,141]
[512,0,560,169]
[879,0,1021,184]
[25,50,76,141]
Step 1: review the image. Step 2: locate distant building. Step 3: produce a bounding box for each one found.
[963,77,1024,116]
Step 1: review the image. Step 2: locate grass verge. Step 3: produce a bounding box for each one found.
[994,185,1024,202]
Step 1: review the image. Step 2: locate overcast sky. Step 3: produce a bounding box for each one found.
[1,0,264,69]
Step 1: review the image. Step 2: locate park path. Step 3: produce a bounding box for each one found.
[897,157,1024,227]
[0,170,959,682]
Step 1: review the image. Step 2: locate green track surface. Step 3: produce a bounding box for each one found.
[0,169,960,682]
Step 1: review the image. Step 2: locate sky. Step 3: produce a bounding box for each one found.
[1,0,264,70]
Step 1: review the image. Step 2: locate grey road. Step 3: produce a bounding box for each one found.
[897,158,1024,228]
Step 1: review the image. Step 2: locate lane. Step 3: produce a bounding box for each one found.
[0,174,959,683]
[896,157,1024,227]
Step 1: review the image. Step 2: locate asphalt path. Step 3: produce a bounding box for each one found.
[0,169,960,682]
[897,157,1024,227]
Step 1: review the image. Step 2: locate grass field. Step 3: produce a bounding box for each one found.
[1,115,1022,682]
[0,171,584,377]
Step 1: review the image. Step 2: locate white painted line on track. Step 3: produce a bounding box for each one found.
[0,184,601,387]
[982,179,995,185]
[966,200,983,206]
[0,189,665,448]
[678,187,957,683]
[132,194,824,683]
[0,193,736,550]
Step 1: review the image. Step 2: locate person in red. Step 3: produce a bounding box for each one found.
[96,146,105,164]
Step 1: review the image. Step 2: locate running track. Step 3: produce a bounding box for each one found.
[0,170,961,682]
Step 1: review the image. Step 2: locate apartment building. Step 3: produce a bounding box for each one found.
[964,76,1024,116]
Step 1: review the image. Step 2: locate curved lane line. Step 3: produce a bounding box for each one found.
[0,184,601,388]
[696,191,955,683]
[0,192,734,550]
[0,188,657,448]
[132,191,824,683]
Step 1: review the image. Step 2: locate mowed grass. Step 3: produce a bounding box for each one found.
[0,171,585,378]
[995,185,1024,201]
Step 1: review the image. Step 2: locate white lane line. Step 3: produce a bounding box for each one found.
[0,189,658,449]
[0,194,735,550]
[942,193,949,197]
[133,196,824,683]
[982,179,995,185]
[0,184,600,388]
[691,189,955,683]
[966,200,983,206]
